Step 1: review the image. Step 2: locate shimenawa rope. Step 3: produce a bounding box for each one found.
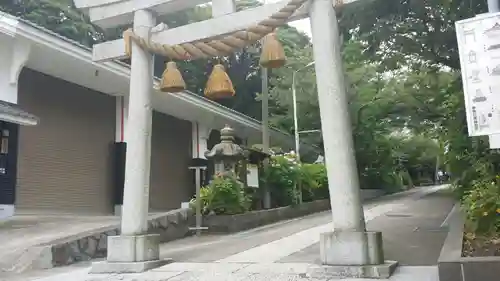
[123,0,310,60]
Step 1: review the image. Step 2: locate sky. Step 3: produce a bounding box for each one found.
[263,0,312,38]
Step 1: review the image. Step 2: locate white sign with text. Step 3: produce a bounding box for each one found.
[456,13,500,136]
[246,164,259,188]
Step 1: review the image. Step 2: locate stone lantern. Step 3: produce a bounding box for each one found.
[205,125,244,176]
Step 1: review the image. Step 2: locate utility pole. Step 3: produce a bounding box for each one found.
[261,0,272,210]
[261,66,271,209]
[292,61,315,161]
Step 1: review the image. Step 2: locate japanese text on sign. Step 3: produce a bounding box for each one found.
[456,13,500,136]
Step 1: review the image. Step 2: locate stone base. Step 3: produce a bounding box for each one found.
[107,234,160,262]
[89,259,172,274]
[320,231,385,265]
[89,234,170,274]
[307,260,399,279]
[114,205,122,216]
[315,231,398,278]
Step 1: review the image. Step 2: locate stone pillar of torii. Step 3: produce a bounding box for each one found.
[73,0,397,278]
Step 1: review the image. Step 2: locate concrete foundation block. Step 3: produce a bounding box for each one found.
[135,234,160,262]
[307,260,399,279]
[106,234,161,263]
[89,259,172,274]
[367,231,384,264]
[114,205,122,216]
[320,231,384,265]
[107,235,136,262]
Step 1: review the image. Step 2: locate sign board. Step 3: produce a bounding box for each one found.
[456,13,500,136]
[489,134,500,148]
[246,164,259,188]
[0,204,14,220]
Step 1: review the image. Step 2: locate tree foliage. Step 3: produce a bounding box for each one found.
[339,0,487,70]
[0,0,110,46]
[339,0,500,200]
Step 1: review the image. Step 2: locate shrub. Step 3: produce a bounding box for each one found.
[299,163,329,201]
[462,177,500,234]
[191,173,250,215]
[262,154,301,207]
[261,153,330,206]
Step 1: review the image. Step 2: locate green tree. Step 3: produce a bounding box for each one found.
[339,0,500,197]
[339,0,487,70]
[0,0,113,46]
[267,37,443,190]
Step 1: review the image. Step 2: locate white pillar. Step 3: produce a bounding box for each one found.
[91,10,168,273]
[310,0,365,233]
[488,0,500,12]
[115,95,129,143]
[120,9,156,236]
[191,122,211,159]
[309,0,389,270]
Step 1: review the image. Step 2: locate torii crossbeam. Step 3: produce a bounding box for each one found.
[74,0,398,278]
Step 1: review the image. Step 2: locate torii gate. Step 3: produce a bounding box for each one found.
[73,0,397,278]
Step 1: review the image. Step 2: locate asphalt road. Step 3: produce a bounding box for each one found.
[158,185,455,265]
[278,188,455,265]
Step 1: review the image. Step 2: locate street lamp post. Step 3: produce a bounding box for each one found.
[299,129,321,134]
[261,66,272,209]
[292,61,315,161]
[261,0,272,210]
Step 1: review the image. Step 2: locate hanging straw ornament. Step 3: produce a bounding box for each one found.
[160,61,186,93]
[259,32,286,69]
[204,64,235,99]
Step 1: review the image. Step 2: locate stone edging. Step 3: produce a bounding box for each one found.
[18,209,193,272]
[19,189,386,272]
[203,189,386,234]
[438,202,500,281]
[203,199,330,233]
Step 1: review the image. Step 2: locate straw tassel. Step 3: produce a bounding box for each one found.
[160,61,186,93]
[259,32,286,69]
[204,64,235,99]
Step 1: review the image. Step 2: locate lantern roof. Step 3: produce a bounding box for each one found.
[205,125,245,160]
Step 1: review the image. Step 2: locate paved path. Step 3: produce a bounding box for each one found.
[6,185,454,281]
[279,187,455,266]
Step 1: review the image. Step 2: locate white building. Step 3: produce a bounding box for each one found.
[0,11,308,218]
